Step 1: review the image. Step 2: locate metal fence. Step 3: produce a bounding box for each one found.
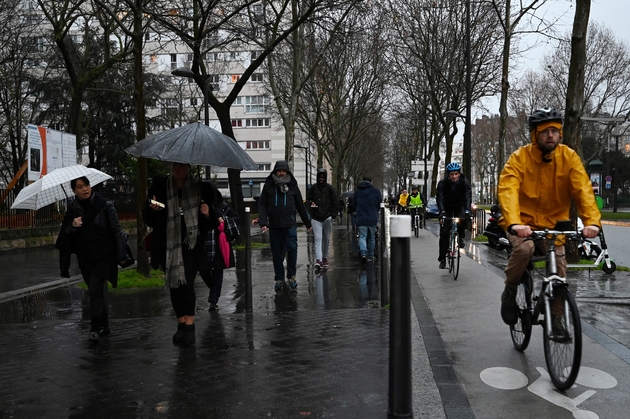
[0,180,137,229]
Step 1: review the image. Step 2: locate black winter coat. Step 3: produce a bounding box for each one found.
[141,174,219,270]
[58,193,127,287]
[258,173,311,229]
[436,177,472,213]
[307,183,339,222]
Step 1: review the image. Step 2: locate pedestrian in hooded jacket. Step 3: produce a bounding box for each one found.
[353,175,382,263]
[307,168,339,270]
[257,160,312,290]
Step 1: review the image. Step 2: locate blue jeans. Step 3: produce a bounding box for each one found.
[269,227,298,281]
[357,224,376,259]
[312,217,332,261]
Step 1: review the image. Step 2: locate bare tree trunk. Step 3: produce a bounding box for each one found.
[565,0,591,262]
[564,0,591,152]
[133,0,149,277]
[497,0,511,201]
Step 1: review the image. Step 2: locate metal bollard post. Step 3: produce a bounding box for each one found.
[380,202,388,307]
[245,207,253,311]
[388,215,413,419]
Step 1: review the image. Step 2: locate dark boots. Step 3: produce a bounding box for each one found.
[183,324,195,347]
[173,322,196,346]
[173,322,185,343]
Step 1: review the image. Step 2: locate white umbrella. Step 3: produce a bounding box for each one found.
[11,165,112,210]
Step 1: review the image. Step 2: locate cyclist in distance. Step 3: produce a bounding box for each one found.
[397,189,409,214]
[437,162,472,269]
[498,107,601,330]
[408,185,424,226]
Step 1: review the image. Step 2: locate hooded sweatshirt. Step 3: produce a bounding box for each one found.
[306,168,339,221]
[353,180,382,226]
[498,124,601,231]
[258,160,312,229]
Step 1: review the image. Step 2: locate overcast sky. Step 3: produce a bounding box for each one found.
[477,0,630,116]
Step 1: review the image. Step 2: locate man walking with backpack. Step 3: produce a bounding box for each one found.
[307,168,339,270]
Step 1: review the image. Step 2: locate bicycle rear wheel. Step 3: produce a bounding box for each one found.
[510,271,533,351]
[543,286,582,390]
[452,233,460,280]
[414,215,419,237]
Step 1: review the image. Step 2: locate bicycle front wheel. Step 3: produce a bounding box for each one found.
[414,216,419,237]
[543,286,582,390]
[510,271,533,351]
[452,234,460,280]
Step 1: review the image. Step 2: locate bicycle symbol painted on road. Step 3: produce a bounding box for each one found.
[480,366,617,419]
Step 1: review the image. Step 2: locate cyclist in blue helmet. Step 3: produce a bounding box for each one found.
[436,161,472,269]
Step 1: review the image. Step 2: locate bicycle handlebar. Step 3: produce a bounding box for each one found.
[529,230,584,241]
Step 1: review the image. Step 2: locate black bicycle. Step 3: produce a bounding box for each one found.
[410,206,423,237]
[441,215,462,280]
[506,227,583,390]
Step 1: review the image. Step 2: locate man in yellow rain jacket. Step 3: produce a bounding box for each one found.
[498,108,601,328]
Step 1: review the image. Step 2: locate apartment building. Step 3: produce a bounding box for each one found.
[142,32,313,200]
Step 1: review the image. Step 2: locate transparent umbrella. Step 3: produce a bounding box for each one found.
[11,165,112,210]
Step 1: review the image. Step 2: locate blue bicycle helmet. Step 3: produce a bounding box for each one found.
[446,162,461,173]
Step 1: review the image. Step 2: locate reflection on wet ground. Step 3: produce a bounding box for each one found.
[0,226,382,323]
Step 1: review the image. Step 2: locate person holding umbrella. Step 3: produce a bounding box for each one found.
[60,176,130,343]
[142,163,219,347]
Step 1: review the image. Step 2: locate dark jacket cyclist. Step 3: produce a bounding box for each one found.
[436,162,472,269]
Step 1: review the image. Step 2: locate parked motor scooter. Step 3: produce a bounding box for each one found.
[483,204,508,251]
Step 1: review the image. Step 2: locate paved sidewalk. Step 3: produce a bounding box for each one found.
[0,224,445,419]
[2,220,629,418]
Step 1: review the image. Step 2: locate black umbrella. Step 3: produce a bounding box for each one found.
[125,122,258,170]
[340,191,355,199]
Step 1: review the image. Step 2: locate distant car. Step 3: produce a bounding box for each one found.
[425,197,440,218]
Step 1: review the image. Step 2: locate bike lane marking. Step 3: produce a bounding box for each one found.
[480,366,617,419]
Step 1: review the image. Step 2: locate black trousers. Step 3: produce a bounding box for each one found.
[83,271,109,333]
[169,246,201,318]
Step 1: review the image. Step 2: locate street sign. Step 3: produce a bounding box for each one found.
[248,180,254,186]
[605,175,612,182]
[606,181,612,189]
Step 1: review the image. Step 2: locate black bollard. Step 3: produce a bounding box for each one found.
[380,202,388,307]
[388,214,413,419]
[245,207,253,311]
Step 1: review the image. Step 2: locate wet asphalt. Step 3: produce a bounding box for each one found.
[0,217,629,418]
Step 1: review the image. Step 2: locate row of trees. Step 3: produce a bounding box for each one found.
[3,1,630,262]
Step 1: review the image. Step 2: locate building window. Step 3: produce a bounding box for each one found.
[231,119,243,127]
[244,96,269,113]
[250,50,261,60]
[245,118,270,127]
[245,141,270,150]
[251,73,264,82]
[230,75,241,83]
[191,98,198,106]
[257,163,271,171]
[170,53,177,70]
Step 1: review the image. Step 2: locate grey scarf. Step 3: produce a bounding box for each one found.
[272,174,292,193]
[165,174,200,288]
